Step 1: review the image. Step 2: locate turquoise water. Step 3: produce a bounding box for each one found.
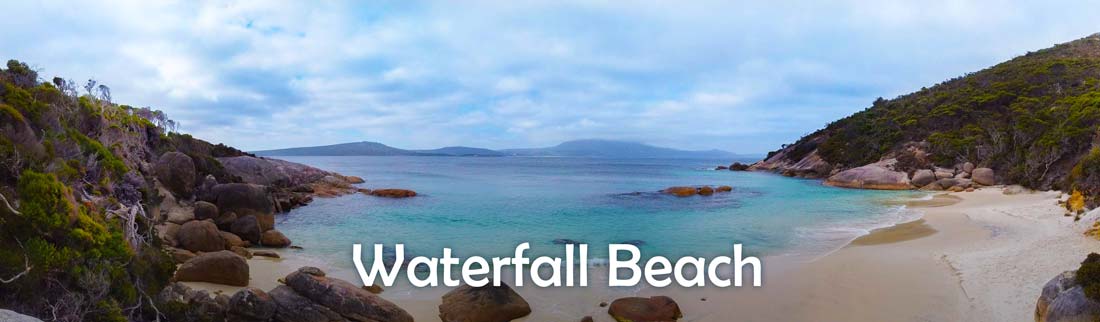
[275,156,922,268]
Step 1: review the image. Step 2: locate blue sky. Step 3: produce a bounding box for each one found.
[2,1,1099,153]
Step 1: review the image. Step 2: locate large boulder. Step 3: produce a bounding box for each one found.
[232,215,263,245]
[0,309,43,322]
[213,183,275,219]
[608,296,682,322]
[270,285,344,322]
[157,283,228,321]
[262,229,292,248]
[825,161,911,190]
[972,167,996,186]
[177,220,225,253]
[156,222,181,247]
[910,169,936,187]
[173,251,250,286]
[284,267,412,322]
[934,167,955,180]
[1037,270,1100,322]
[193,201,219,221]
[227,287,277,321]
[439,283,531,322]
[960,162,976,173]
[155,151,197,198]
[221,231,246,248]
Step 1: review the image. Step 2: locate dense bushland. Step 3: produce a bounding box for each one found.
[768,34,1100,196]
[0,59,242,321]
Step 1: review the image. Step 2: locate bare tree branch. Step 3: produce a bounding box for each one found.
[0,192,19,215]
[0,240,33,284]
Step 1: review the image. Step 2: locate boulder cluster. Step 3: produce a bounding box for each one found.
[159,267,413,322]
[716,162,751,171]
[824,158,997,191]
[159,264,686,322]
[150,152,360,285]
[662,185,734,197]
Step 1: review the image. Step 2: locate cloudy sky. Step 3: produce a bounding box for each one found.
[2,1,1098,153]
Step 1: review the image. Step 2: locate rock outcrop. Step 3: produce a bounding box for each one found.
[176,220,225,253]
[227,287,277,321]
[1036,270,1100,322]
[269,285,344,322]
[972,167,996,186]
[824,159,911,190]
[0,309,43,322]
[910,169,936,187]
[284,267,413,322]
[155,151,197,197]
[439,283,532,322]
[172,250,250,286]
[608,296,682,322]
[212,183,274,218]
[261,229,292,248]
[231,215,263,245]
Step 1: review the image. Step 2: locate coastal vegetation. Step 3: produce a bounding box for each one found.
[757,34,1100,204]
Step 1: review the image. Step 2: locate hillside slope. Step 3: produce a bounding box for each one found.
[0,60,367,321]
[754,33,1100,198]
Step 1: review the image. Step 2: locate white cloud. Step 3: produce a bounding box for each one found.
[1,1,1099,153]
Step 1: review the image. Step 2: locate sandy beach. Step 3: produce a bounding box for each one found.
[188,187,1099,321]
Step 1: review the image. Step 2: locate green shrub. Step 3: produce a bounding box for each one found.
[1077,253,1100,300]
[68,129,128,177]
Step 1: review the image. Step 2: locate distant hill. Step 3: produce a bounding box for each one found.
[415,146,504,157]
[253,139,738,159]
[501,139,737,159]
[253,141,430,156]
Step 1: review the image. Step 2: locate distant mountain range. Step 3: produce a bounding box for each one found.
[252,139,744,159]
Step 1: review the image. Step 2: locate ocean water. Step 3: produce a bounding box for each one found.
[275,156,924,269]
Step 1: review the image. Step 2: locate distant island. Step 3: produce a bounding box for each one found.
[252,139,748,159]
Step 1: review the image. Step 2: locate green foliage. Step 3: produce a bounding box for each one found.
[773,35,1100,190]
[0,103,24,123]
[68,129,128,177]
[1077,253,1100,300]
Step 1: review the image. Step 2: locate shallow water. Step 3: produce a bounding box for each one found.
[275,156,922,269]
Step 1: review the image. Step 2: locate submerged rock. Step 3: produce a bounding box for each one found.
[553,238,584,245]
[370,189,418,198]
[173,250,250,286]
[439,283,531,322]
[608,296,682,322]
[662,186,698,197]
